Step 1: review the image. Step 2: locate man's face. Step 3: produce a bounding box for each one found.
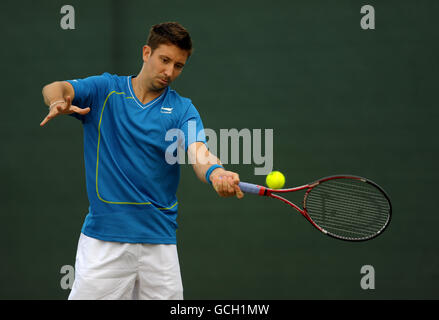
[143,43,189,91]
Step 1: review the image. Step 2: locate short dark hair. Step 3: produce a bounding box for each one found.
[147,22,193,56]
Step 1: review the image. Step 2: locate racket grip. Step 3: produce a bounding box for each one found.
[238,182,262,195]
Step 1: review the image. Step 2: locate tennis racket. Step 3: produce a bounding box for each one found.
[238,175,391,241]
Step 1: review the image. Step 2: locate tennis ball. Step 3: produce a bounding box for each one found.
[266,171,285,189]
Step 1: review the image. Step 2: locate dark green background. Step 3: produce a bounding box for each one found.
[1,0,438,299]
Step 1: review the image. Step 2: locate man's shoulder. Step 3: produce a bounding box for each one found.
[70,72,124,88]
[166,87,193,108]
[84,72,127,84]
[91,73,129,94]
[100,72,127,84]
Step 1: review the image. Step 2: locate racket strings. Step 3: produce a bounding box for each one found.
[316,181,389,204]
[305,208,381,236]
[305,178,390,240]
[306,212,381,236]
[311,197,389,223]
[307,203,385,229]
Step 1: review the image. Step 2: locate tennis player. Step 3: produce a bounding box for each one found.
[40,22,243,300]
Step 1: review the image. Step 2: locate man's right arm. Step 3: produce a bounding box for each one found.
[40,81,90,127]
[42,81,75,107]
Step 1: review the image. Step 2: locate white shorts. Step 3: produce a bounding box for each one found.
[68,233,183,300]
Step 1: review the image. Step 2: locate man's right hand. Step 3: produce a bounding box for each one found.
[40,96,90,127]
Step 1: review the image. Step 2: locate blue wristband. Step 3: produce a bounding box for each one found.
[205,164,224,185]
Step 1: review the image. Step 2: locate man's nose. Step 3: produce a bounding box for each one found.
[163,64,174,78]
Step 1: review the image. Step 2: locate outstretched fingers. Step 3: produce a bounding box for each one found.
[40,96,90,126]
[40,114,53,127]
[71,106,90,115]
[40,104,61,126]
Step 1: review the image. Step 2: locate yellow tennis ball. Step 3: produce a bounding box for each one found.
[266,171,285,189]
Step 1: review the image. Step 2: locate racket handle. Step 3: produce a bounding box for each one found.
[238,182,262,195]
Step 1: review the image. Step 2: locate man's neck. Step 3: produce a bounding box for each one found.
[131,74,164,105]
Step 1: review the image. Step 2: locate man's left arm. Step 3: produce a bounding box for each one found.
[188,142,244,199]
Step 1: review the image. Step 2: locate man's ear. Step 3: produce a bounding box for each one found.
[142,45,152,62]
